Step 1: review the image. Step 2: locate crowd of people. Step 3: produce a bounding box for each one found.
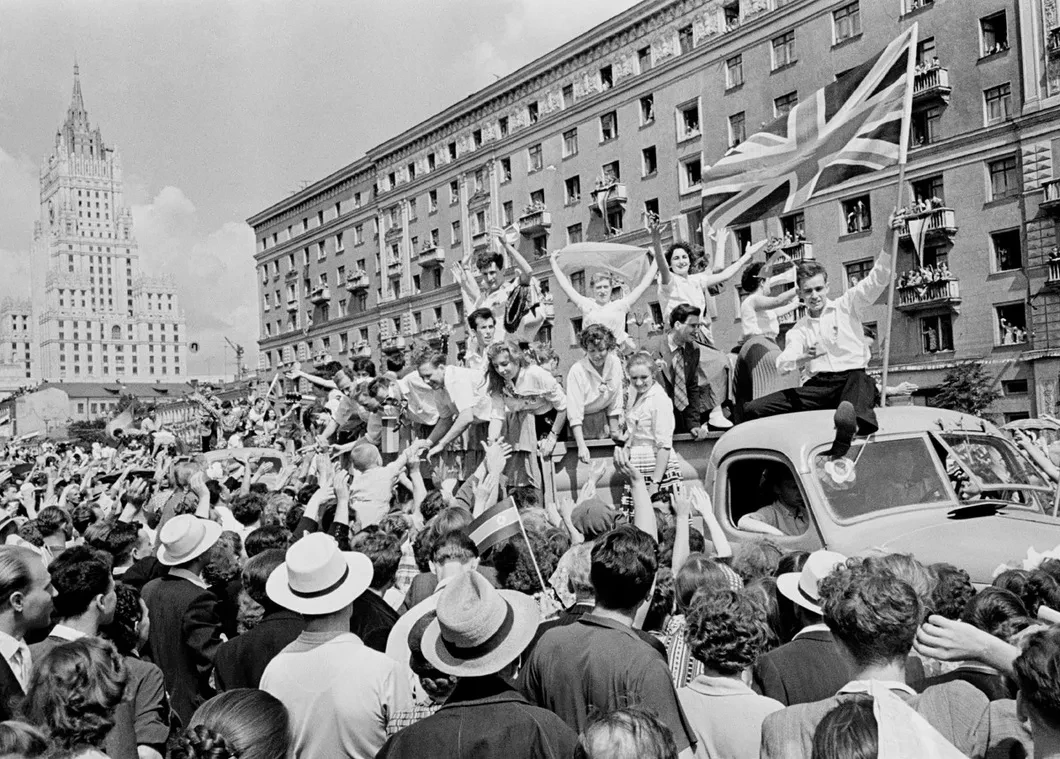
[0,211,1044,759]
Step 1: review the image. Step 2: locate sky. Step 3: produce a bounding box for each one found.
[0,0,641,378]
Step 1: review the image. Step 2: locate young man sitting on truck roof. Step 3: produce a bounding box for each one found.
[741,211,903,459]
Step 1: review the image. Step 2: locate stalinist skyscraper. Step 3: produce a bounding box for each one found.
[30,64,187,382]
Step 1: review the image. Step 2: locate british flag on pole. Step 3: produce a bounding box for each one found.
[701,25,918,231]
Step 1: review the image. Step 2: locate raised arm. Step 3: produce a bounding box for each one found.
[649,218,671,286]
[750,286,798,312]
[618,257,660,307]
[493,227,532,285]
[697,231,756,288]
[450,262,481,306]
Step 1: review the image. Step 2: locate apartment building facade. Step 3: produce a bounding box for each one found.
[251,0,1060,421]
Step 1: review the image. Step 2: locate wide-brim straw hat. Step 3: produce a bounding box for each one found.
[156,515,223,567]
[777,549,847,616]
[422,570,540,677]
[266,533,373,616]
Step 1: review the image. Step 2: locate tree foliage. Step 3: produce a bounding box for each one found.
[67,419,110,447]
[931,362,1001,417]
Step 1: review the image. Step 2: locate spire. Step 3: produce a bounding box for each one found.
[71,59,83,111]
[56,61,105,159]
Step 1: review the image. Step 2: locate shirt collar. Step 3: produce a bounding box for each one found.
[439,675,529,711]
[0,630,21,660]
[49,624,86,642]
[793,623,831,639]
[838,679,917,697]
[687,673,757,697]
[169,567,208,589]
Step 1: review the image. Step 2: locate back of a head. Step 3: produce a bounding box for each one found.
[686,589,772,675]
[241,549,286,609]
[962,587,1032,641]
[174,689,291,759]
[676,554,736,613]
[350,443,381,473]
[567,543,595,601]
[430,531,478,566]
[86,520,140,567]
[47,546,112,620]
[244,525,291,558]
[590,526,658,611]
[0,720,48,758]
[99,583,143,657]
[819,558,921,668]
[811,696,878,759]
[574,707,678,759]
[930,562,975,620]
[351,530,401,591]
[230,493,264,528]
[732,539,783,583]
[36,506,69,539]
[863,552,935,613]
[1014,626,1060,735]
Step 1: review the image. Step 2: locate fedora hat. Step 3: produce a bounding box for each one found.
[156,515,223,567]
[777,549,847,616]
[422,570,540,677]
[266,533,373,616]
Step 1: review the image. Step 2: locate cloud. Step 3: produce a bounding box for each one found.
[131,187,257,378]
[0,146,42,298]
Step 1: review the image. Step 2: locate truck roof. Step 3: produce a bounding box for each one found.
[710,406,1001,473]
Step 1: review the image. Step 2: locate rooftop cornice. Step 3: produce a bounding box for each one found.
[246,156,375,228]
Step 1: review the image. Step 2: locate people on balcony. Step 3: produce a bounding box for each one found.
[897,263,953,290]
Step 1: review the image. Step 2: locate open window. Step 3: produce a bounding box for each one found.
[931,431,1051,512]
[722,455,821,547]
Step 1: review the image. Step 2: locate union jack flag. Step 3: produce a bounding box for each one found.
[701,25,918,231]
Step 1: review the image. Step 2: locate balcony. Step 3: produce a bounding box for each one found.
[589,182,628,212]
[384,225,404,243]
[1041,179,1060,214]
[1048,27,1060,58]
[417,245,446,268]
[283,269,299,282]
[519,205,552,235]
[912,66,951,108]
[381,334,407,352]
[421,322,451,345]
[776,239,814,263]
[472,230,490,252]
[309,287,331,305]
[541,294,555,324]
[386,258,403,278]
[286,298,299,313]
[352,339,371,356]
[1047,258,1060,289]
[903,0,934,14]
[312,351,333,367]
[899,207,958,242]
[468,189,491,211]
[895,278,961,312]
[345,270,369,292]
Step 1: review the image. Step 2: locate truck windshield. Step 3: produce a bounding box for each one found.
[937,432,1051,511]
[815,437,952,520]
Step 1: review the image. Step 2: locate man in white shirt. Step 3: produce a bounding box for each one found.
[742,213,901,457]
[0,545,55,719]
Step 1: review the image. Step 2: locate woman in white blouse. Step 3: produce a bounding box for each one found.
[486,341,567,488]
[549,249,657,354]
[621,351,680,506]
[566,325,624,464]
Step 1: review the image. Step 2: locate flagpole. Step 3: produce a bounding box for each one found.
[514,494,549,596]
[880,23,919,408]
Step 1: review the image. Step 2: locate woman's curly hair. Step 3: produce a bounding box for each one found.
[98,582,143,657]
[685,589,771,674]
[171,689,291,759]
[21,638,127,750]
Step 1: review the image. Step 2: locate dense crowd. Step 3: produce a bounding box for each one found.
[0,214,1052,759]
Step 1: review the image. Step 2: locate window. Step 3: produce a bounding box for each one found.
[996,303,1027,345]
[774,91,798,117]
[354,224,364,245]
[567,223,583,245]
[562,84,574,109]
[1002,379,1029,395]
[427,153,436,172]
[833,2,861,44]
[563,128,578,158]
[387,173,396,190]
[680,155,703,193]
[988,156,1020,200]
[638,46,652,73]
[845,259,874,288]
[449,180,460,205]
[678,24,694,54]
[472,129,483,149]
[984,83,1012,125]
[728,112,746,148]
[772,31,796,69]
[992,229,1022,271]
[448,142,457,161]
[980,12,1009,56]
[911,175,944,206]
[408,162,417,180]
[473,168,486,194]
[527,101,539,124]
[428,189,438,213]
[528,144,543,172]
[842,195,872,234]
[408,197,418,220]
[529,189,545,207]
[725,55,744,89]
[640,94,655,125]
[600,65,613,91]
[498,116,509,138]
[910,106,942,147]
[498,157,512,184]
[502,201,514,226]
[677,101,701,140]
[451,221,461,246]
[921,314,954,353]
[565,176,582,205]
[335,232,344,253]
[642,146,658,177]
[724,2,741,29]
[644,198,660,219]
[600,111,618,142]
[606,207,625,235]
[317,241,327,261]
[571,270,586,294]
[602,160,621,182]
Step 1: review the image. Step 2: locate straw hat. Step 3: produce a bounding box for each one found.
[776,549,847,615]
[422,570,540,677]
[266,533,373,615]
[156,515,223,567]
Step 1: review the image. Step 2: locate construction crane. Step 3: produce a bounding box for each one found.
[224,337,247,381]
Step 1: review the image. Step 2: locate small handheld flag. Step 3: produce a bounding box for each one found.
[468,497,522,553]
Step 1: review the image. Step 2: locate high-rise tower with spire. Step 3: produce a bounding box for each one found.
[28,64,187,383]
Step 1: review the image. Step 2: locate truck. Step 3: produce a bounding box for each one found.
[553,406,1060,584]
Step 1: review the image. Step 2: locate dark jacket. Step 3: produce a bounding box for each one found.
[213,608,304,691]
[0,649,24,722]
[375,675,578,759]
[350,591,400,653]
[116,557,166,592]
[656,338,704,433]
[752,628,852,706]
[141,574,223,727]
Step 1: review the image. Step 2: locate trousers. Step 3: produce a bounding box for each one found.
[741,369,879,435]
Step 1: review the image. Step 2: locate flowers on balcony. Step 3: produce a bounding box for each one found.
[521,200,548,217]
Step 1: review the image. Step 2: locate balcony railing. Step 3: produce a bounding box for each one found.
[472,230,490,252]
[1048,27,1060,57]
[386,258,402,277]
[777,239,814,263]
[384,225,404,242]
[895,278,961,311]
[899,207,958,241]
[519,208,552,235]
[345,270,369,292]
[286,298,299,312]
[381,334,406,352]
[417,245,446,268]
[589,182,628,211]
[1041,179,1060,214]
[284,269,299,282]
[1048,259,1060,286]
[913,66,951,107]
[903,0,934,13]
[352,340,371,355]
[309,287,331,305]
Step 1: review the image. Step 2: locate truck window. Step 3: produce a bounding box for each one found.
[728,459,809,537]
[815,437,950,520]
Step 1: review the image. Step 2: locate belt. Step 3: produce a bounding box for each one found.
[813,370,859,378]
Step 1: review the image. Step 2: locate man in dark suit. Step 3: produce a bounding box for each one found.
[656,304,709,437]
[213,550,303,690]
[754,550,850,706]
[0,546,55,721]
[349,530,401,652]
[142,514,224,727]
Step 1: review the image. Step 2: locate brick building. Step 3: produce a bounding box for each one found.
[250,0,1060,421]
